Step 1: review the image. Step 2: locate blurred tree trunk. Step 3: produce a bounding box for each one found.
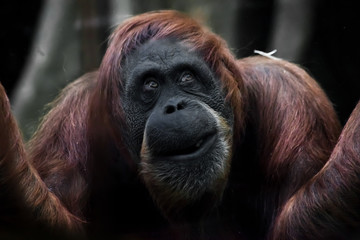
[12,0,131,140]
[12,0,81,140]
[268,0,317,61]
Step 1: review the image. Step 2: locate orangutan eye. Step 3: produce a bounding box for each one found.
[143,78,159,91]
[180,72,195,84]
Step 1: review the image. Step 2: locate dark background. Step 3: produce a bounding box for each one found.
[0,1,43,95]
[0,0,359,128]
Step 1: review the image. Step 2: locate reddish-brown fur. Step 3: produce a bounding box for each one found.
[237,57,341,226]
[28,72,97,219]
[1,10,357,239]
[0,84,83,236]
[271,101,360,240]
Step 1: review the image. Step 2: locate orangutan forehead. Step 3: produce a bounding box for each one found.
[130,39,197,63]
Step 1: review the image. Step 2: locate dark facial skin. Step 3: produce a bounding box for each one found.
[121,39,234,221]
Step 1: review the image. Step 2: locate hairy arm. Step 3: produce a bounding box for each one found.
[0,83,82,233]
[28,72,97,219]
[271,101,360,240]
[237,56,341,229]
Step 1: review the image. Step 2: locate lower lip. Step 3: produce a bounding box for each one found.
[156,133,217,161]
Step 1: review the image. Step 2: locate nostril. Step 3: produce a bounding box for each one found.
[177,102,185,110]
[165,105,176,114]
[164,101,186,114]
